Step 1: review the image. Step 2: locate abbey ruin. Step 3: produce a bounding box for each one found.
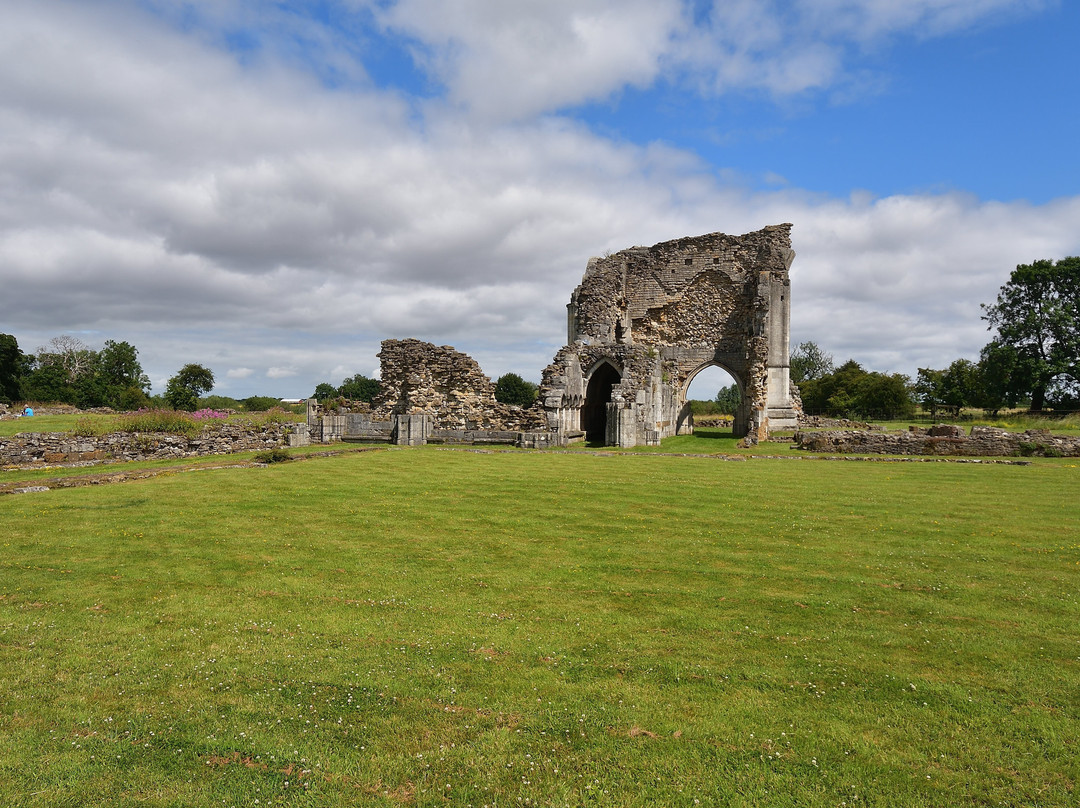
[308,224,801,447]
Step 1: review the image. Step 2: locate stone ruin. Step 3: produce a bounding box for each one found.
[538,223,799,446]
[308,224,801,448]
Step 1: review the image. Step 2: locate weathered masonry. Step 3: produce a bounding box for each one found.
[537,224,800,446]
[307,224,800,448]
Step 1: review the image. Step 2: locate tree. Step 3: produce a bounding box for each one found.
[982,256,1080,411]
[975,341,1025,415]
[915,368,946,417]
[854,372,915,420]
[36,335,96,383]
[337,374,380,403]
[790,341,834,384]
[714,383,740,415]
[916,359,981,417]
[0,333,24,403]
[98,340,150,407]
[799,359,866,415]
[493,373,538,407]
[242,396,284,412]
[799,360,914,420]
[312,383,338,402]
[164,364,215,411]
[939,359,979,415]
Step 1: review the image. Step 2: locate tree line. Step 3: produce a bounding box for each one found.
[0,334,219,412]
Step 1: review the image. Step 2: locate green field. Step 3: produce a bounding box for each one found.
[2,446,1078,806]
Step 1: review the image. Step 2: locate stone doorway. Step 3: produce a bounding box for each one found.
[680,363,745,436]
[582,362,621,443]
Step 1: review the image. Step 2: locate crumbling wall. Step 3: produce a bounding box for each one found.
[793,425,1080,457]
[0,422,302,466]
[541,224,799,446]
[373,339,545,432]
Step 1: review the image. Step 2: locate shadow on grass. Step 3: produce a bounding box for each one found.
[688,428,734,440]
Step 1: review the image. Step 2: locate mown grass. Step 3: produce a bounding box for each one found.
[0,414,87,436]
[0,409,304,439]
[2,448,1079,807]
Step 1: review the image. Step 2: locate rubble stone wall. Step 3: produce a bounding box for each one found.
[794,425,1080,457]
[0,422,303,466]
[370,339,545,432]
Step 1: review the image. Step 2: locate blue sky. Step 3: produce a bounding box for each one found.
[2,0,1078,399]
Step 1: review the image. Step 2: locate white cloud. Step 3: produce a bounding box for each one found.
[373,0,1048,116]
[0,0,1076,402]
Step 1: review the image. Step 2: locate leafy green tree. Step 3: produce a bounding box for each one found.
[242,396,282,411]
[800,360,914,420]
[338,374,380,403]
[915,367,946,417]
[799,360,866,415]
[853,372,914,420]
[713,383,741,415]
[21,361,74,404]
[982,256,1080,411]
[974,341,1025,415]
[493,373,538,407]
[164,364,215,411]
[916,360,981,418]
[115,385,152,411]
[0,333,25,403]
[312,383,338,402]
[97,340,150,407]
[939,359,979,415]
[790,341,834,384]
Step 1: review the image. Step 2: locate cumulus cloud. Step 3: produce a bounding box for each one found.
[1,0,1076,400]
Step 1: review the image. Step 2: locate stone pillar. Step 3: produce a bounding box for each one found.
[764,274,799,429]
[393,413,430,446]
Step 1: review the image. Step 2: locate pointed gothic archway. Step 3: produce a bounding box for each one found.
[582,361,621,443]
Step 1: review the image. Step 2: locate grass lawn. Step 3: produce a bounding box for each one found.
[0,414,88,437]
[2,447,1078,807]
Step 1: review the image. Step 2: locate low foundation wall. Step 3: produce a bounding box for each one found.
[0,422,306,466]
[794,424,1080,457]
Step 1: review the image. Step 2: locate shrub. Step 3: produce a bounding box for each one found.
[199,395,241,411]
[72,417,101,437]
[241,396,282,412]
[118,409,201,438]
[116,385,152,412]
[253,447,292,463]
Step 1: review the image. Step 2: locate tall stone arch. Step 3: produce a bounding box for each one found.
[680,361,749,437]
[538,224,800,447]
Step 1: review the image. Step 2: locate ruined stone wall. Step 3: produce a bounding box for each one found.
[569,226,794,350]
[373,339,545,432]
[542,224,798,446]
[0,422,302,466]
[793,425,1080,457]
